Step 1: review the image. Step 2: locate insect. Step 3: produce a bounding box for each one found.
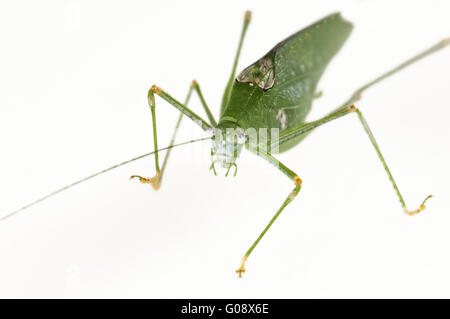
[2,11,448,278]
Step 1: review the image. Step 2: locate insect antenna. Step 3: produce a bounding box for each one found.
[1,136,211,222]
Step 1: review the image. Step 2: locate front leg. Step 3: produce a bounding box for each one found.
[130,84,212,189]
[129,87,163,190]
[237,149,302,277]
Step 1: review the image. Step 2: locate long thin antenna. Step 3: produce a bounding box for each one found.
[1,136,211,222]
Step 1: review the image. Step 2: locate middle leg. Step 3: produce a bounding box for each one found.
[236,149,302,277]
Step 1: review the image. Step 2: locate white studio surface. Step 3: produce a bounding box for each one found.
[0,0,449,298]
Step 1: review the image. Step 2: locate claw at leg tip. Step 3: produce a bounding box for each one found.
[236,268,245,278]
[129,173,161,190]
[236,256,247,278]
[404,206,425,216]
[403,194,433,216]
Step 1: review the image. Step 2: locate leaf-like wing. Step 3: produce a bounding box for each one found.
[262,13,353,125]
[221,13,353,142]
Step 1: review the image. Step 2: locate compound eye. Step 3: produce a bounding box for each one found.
[237,132,247,144]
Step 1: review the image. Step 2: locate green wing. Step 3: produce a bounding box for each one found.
[220,13,353,152]
[264,13,353,122]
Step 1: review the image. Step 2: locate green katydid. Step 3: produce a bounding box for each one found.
[1,11,448,277]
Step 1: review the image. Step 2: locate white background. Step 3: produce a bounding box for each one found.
[0,0,449,298]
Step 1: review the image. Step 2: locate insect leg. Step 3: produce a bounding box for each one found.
[274,106,356,146]
[149,85,212,131]
[353,108,432,215]
[221,10,252,110]
[130,85,212,189]
[159,82,195,183]
[273,105,432,215]
[159,80,217,183]
[191,80,217,126]
[236,149,302,277]
[335,38,449,111]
